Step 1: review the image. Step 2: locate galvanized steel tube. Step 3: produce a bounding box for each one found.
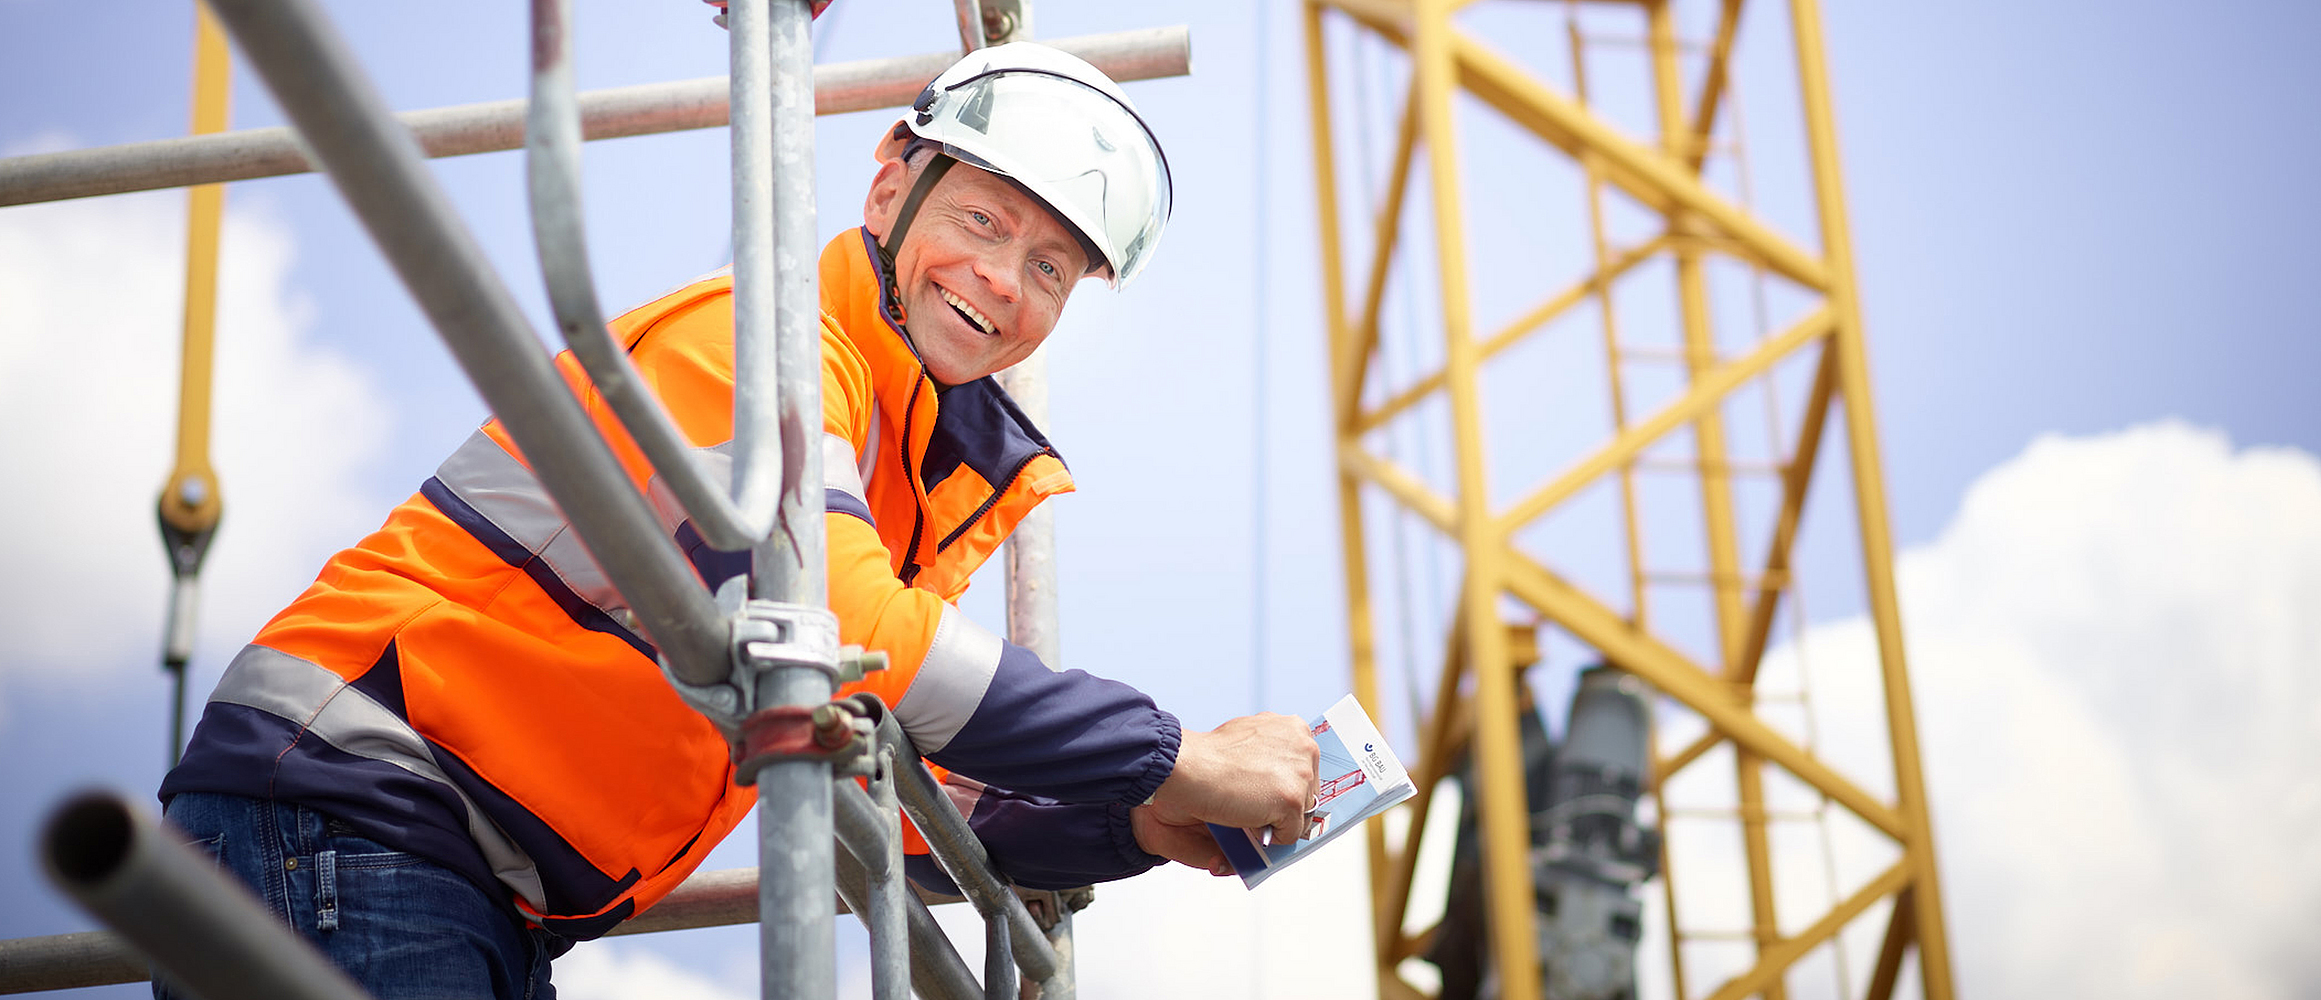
[997,356,1080,999]
[721,0,784,557]
[835,844,981,1000]
[833,772,910,1000]
[754,679,835,1000]
[528,0,780,553]
[202,0,731,685]
[747,0,825,608]
[890,742,1059,982]
[0,28,1189,208]
[0,931,145,993]
[983,917,1015,1000]
[39,790,370,1000]
[740,3,838,997]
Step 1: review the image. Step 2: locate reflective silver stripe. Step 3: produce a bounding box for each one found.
[435,430,632,621]
[893,604,1003,754]
[209,644,548,910]
[823,432,864,497]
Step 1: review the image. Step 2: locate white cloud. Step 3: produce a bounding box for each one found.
[1698,422,2321,999]
[558,938,753,1000]
[0,190,392,715]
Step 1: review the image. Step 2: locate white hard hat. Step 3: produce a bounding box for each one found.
[900,42,1173,287]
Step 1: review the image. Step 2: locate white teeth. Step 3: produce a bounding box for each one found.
[939,288,996,336]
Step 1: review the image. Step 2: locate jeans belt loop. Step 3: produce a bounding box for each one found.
[316,848,340,932]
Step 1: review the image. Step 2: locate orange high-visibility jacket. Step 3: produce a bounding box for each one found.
[165,229,1176,938]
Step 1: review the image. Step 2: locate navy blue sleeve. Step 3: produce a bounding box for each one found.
[900,784,1164,895]
[967,787,1164,890]
[925,641,1180,805]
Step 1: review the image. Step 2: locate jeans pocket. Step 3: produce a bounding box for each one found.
[185,832,226,865]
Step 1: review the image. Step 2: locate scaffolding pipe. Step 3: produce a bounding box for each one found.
[38,790,370,1000]
[887,726,1060,983]
[200,0,732,684]
[0,27,1191,208]
[984,918,1015,1000]
[0,857,997,994]
[727,2,841,998]
[835,845,982,1000]
[527,0,780,553]
[0,933,146,994]
[834,767,911,1000]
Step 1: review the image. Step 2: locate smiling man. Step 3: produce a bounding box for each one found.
[157,41,1317,998]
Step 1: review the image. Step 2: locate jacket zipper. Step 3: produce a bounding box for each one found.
[935,448,1048,554]
[896,373,929,586]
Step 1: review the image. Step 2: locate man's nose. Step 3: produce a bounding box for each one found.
[972,251,1021,303]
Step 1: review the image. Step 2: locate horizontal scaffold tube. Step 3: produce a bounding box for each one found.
[0,26,1190,208]
[35,790,369,1000]
[0,863,1002,993]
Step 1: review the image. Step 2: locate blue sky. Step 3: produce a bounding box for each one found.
[2,1,2316,998]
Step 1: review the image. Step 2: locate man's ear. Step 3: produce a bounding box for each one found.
[862,157,910,243]
[873,121,913,164]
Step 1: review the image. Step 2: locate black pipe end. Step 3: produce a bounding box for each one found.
[43,790,137,888]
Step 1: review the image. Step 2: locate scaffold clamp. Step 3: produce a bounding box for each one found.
[733,700,877,784]
[663,599,838,735]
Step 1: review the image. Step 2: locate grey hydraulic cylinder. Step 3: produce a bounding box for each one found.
[199,0,731,686]
[39,790,370,1000]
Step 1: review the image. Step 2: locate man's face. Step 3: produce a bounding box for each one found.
[864,155,1097,385]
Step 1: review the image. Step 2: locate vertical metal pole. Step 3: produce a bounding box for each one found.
[952,0,989,53]
[1787,2,1956,997]
[728,0,780,542]
[866,753,910,1000]
[998,350,1060,670]
[982,916,1015,1000]
[996,349,1079,1000]
[1410,2,1539,998]
[982,6,1081,997]
[736,0,833,997]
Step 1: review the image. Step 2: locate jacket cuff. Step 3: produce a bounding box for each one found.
[1106,801,1167,874]
[1123,709,1181,806]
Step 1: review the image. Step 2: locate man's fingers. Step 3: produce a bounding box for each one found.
[1133,806,1230,874]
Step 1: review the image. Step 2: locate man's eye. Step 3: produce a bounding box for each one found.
[970,211,992,227]
[1036,260,1058,278]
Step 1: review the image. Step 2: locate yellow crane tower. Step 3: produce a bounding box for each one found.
[1299,2,1953,999]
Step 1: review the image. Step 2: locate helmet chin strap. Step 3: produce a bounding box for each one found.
[876,151,958,316]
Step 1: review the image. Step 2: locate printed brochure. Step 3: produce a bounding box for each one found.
[1209,693,1415,889]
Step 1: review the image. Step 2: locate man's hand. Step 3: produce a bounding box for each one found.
[1148,713,1320,847]
[1130,805,1233,876]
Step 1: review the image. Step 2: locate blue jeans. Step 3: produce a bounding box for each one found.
[158,792,565,1000]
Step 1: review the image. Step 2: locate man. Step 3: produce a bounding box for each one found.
[157,41,1317,998]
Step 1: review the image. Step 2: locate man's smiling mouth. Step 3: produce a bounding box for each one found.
[939,287,997,336]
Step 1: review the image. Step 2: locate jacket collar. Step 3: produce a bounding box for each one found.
[820,228,1066,496]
